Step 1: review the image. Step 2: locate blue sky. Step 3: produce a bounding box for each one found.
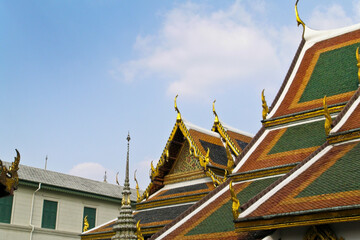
[1,0,359,189]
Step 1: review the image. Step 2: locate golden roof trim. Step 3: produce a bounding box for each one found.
[211,101,240,156]
[263,104,345,128]
[135,193,208,210]
[138,97,226,202]
[235,208,360,232]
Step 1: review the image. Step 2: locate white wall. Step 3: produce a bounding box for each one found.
[0,184,121,240]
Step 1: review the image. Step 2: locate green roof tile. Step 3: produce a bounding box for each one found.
[299,43,359,103]
[269,120,326,155]
[296,141,360,198]
[185,177,279,236]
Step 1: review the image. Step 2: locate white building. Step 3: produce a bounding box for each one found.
[0,163,137,240]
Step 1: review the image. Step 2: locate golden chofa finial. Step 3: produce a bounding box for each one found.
[229,181,240,220]
[295,0,305,30]
[356,47,360,86]
[213,100,219,124]
[134,170,141,202]
[174,94,181,121]
[323,96,333,135]
[261,89,269,120]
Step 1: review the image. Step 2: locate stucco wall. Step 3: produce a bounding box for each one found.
[1,184,121,240]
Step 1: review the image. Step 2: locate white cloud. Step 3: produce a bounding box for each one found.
[308,4,354,30]
[110,1,300,100]
[69,162,116,184]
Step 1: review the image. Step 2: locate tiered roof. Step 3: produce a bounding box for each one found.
[235,88,360,232]
[152,5,360,240]
[81,99,252,239]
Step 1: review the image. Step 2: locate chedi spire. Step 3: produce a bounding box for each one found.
[112,132,137,240]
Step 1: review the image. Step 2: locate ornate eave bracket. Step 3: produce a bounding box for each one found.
[0,149,20,196]
[261,89,269,121]
[323,96,333,136]
[229,180,240,220]
[356,47,360,86]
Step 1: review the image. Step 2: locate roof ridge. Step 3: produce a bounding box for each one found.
[268,39,305,116]
[13,162,124,187]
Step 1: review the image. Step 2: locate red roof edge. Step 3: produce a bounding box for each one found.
[268,39,306,113]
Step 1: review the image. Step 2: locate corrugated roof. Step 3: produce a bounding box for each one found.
[7,162,138,201]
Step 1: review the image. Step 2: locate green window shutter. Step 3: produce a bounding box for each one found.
[0,195,13,223]
[41,200,58,229]
[83,207,96,230]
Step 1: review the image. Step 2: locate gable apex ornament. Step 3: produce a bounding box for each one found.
[295,0,305,35]
[212,100,219,124]
[174,95,181,121]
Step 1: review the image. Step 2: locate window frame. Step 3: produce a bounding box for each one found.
[41,199,58,229]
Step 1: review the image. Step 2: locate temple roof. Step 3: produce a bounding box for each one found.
[265,24,360,125]
[150,176,279,240]
[234,87,360,232]
[150,15,360,240]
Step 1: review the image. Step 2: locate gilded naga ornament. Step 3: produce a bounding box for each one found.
[136,220,144,240]
[0,149,20,194]
[226,143,235,174]
[83,215,89,232]
[199,148,210,170]
[229,181,240,219]
[323,96,332,135]
[261,89,269,120]
[134,170,141,202]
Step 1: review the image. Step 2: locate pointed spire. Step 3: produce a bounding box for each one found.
[111,132,137,240]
